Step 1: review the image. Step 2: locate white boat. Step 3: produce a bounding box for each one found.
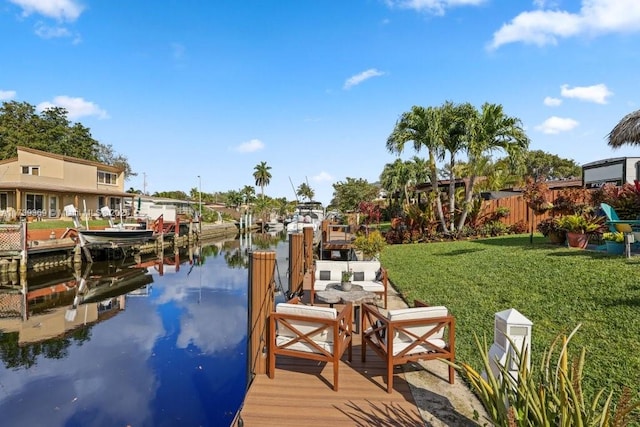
[65,204,155,246]
[285,201,325,242]
[78,228,155,245]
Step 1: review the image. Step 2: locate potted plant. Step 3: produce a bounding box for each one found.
[557,214,604,249]
[353,229,387,260]
[536,217,565,244]
[602,231,625,255]
[340,270,353,291]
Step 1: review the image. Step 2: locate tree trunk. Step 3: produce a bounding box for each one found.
[456,174,476,233]
[429,151,447,233]
[448,158,456,233]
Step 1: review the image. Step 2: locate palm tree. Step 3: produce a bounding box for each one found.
[253,161,272,199]
[456,103,529,231]
[387,106,447,232]
[380,159,413,207]
[439,101,474,232]
[296,182,314,202]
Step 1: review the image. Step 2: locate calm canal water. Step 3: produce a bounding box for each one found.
[0,232,290,427]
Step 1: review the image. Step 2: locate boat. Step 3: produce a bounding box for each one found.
[78,228,155,245]
[285,201,325,242]
[65,204,156,246]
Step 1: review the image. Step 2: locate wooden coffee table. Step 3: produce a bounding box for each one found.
[315,282,376,333]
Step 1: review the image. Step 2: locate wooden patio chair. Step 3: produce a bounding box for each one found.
[268,301,353,391]
[361,300,455,393]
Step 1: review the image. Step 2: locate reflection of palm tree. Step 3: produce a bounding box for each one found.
[224,249,249,269]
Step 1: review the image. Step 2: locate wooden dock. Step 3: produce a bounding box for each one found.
[238,329,425,426]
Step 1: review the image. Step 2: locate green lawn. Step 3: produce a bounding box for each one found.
[380,234,640,400]
[23,220,110,229]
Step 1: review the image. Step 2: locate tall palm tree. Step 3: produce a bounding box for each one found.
[253,161,272,199]
[296,182,314,202]
[387,106,447,231]
[439,101,473,232]
[456,103,529,230]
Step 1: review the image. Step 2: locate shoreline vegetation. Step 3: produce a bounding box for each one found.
[380,234,640,405]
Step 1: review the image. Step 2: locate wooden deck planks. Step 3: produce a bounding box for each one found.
[238,336,425,426]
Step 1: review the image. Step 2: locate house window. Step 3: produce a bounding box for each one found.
[0,193,7,210]
[97,171,117,185]
[21,166,40,175]
[25,193,44,216]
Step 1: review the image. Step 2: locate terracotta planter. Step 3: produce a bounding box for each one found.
[548,230,566,244]
[566,232,589,249]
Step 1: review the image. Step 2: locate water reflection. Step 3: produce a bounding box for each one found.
[0,232,286,427]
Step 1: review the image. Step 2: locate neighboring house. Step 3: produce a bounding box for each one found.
[582,157,640,188]
[0,146,134,220]
[128,195,196,222]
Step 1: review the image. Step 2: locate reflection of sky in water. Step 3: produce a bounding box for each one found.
[0,239,266,427]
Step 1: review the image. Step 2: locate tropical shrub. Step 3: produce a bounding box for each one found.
[509,220,528,234]
[536,217,562,236]
[602,231,625,243]
[451,326,640,426]
[557,213,604,234]
[353,229,387,258]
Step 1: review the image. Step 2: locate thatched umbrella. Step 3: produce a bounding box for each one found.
[608,109,640,148]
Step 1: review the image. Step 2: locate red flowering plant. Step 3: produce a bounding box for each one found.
[522,177,553,214]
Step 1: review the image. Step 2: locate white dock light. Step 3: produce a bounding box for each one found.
[487,308,533,381]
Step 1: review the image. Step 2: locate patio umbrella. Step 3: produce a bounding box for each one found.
[608,109,640,148]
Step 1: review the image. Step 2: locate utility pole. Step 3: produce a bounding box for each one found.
[143,172,148,195]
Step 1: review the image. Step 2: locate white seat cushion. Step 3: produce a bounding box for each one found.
[275,303,337,345]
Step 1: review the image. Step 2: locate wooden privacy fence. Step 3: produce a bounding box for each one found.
[483,189,576,231]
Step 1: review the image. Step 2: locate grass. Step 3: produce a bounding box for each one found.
[380,234,640,401]
[22,220,110,229]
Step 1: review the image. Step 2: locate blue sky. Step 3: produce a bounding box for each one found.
[1,0,640,205]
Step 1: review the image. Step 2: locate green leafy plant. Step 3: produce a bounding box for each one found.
[557,213,604,234]
[341,270,353,283]
[450,325,640,426]
[602,231,625,243]
[353,229,387,259]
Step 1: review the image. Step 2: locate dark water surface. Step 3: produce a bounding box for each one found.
[0,233,289,427]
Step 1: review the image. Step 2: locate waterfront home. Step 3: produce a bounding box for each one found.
[0,146,134,221]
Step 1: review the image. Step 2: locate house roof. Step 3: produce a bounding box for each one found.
[0,181,134,197]
[15,146,123,173]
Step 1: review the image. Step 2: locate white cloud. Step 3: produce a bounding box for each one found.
[543,96,562,106]
[560,83,613,104]
[37,96,109,120]
[9,0,84,21]
[489,0,640,49]
[34,22,71,39]
[535,116,579,134]
[0,90,17,100]
[385,0,486,16]
[311,171,333,182]
[343,68,385,90]
[235,139,264,153]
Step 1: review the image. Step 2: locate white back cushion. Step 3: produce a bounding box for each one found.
[350,261,381,281]
[275,303,337,343]
[314,260,349,281]
[387,306,448,341]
